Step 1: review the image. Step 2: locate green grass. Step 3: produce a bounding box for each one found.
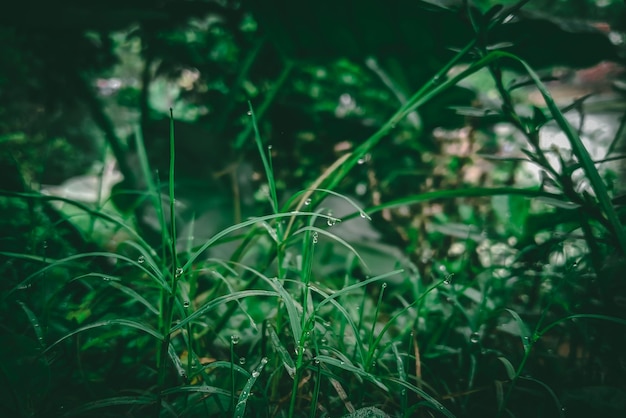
[2,3,626,417]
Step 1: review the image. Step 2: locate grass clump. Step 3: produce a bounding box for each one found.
[2,2,626,417]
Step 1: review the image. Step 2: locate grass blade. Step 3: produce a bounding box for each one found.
[234,357,269,418]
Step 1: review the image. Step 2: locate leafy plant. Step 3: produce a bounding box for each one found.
[2,1,626,417]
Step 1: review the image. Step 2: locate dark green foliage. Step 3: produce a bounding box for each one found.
[2,1,626,417]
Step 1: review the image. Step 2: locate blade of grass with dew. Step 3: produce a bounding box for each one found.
[391,342,409,415]
[291,226,369,272]
[315,355,388,391]
[160,384,231,398]
[44,319,164,356]
[156,110,182,401]
[309,286,367,365]
[234,357,269,418]
[0,190,152,248]
[170,290,278,332]
[282,188,372,220]
[314,270,404,309]
[248,103,279,213]
[209,267,260,331]
[2,251,170,297]
[268,324,296,378]
[503,308,533,353]
[283,153,353,238]
[267,276,303,347]
[16,301,45,347]
[168,342,188,382]
[201,360,251,377]
[118,240,161,275]
[234,61,294,149]
[182,211,338,270]
[383,376,456,418]
[339,187,567,222]
[106,281,159,315]
[367,282,388,356]
[365,278,447,370]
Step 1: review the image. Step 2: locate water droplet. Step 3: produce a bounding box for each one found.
[261,357,268,365]
[268,144,273,150]
[304,198,312,206]
[359,211,368,219]
[312,232,318,244]
[138,256,145,264]
[381,282,388,289]
[357,158,366,164]
[239,357,246,365]
[443,274,453,285]
[340,361,345,365]
[314,358,320,365]
[470,332,480,344]
[175,267,184,277]
[42,240,48,249]
[252,370,260,378]
[231,335,240,345]
[247,110,252,116]
[327,217,337,227]
[183,300,190,308]
[102,276,110,281]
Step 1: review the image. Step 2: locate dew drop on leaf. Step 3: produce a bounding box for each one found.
[138,256,145,264]
[231,335,240,345]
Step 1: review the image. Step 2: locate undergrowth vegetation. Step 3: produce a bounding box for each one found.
[2,1,626,417]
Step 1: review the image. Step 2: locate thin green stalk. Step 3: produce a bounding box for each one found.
[367,283,388,364]
[310,361,322,418]
[234,61,294,149]
[156,110,183,416]
[230,335,238,415]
